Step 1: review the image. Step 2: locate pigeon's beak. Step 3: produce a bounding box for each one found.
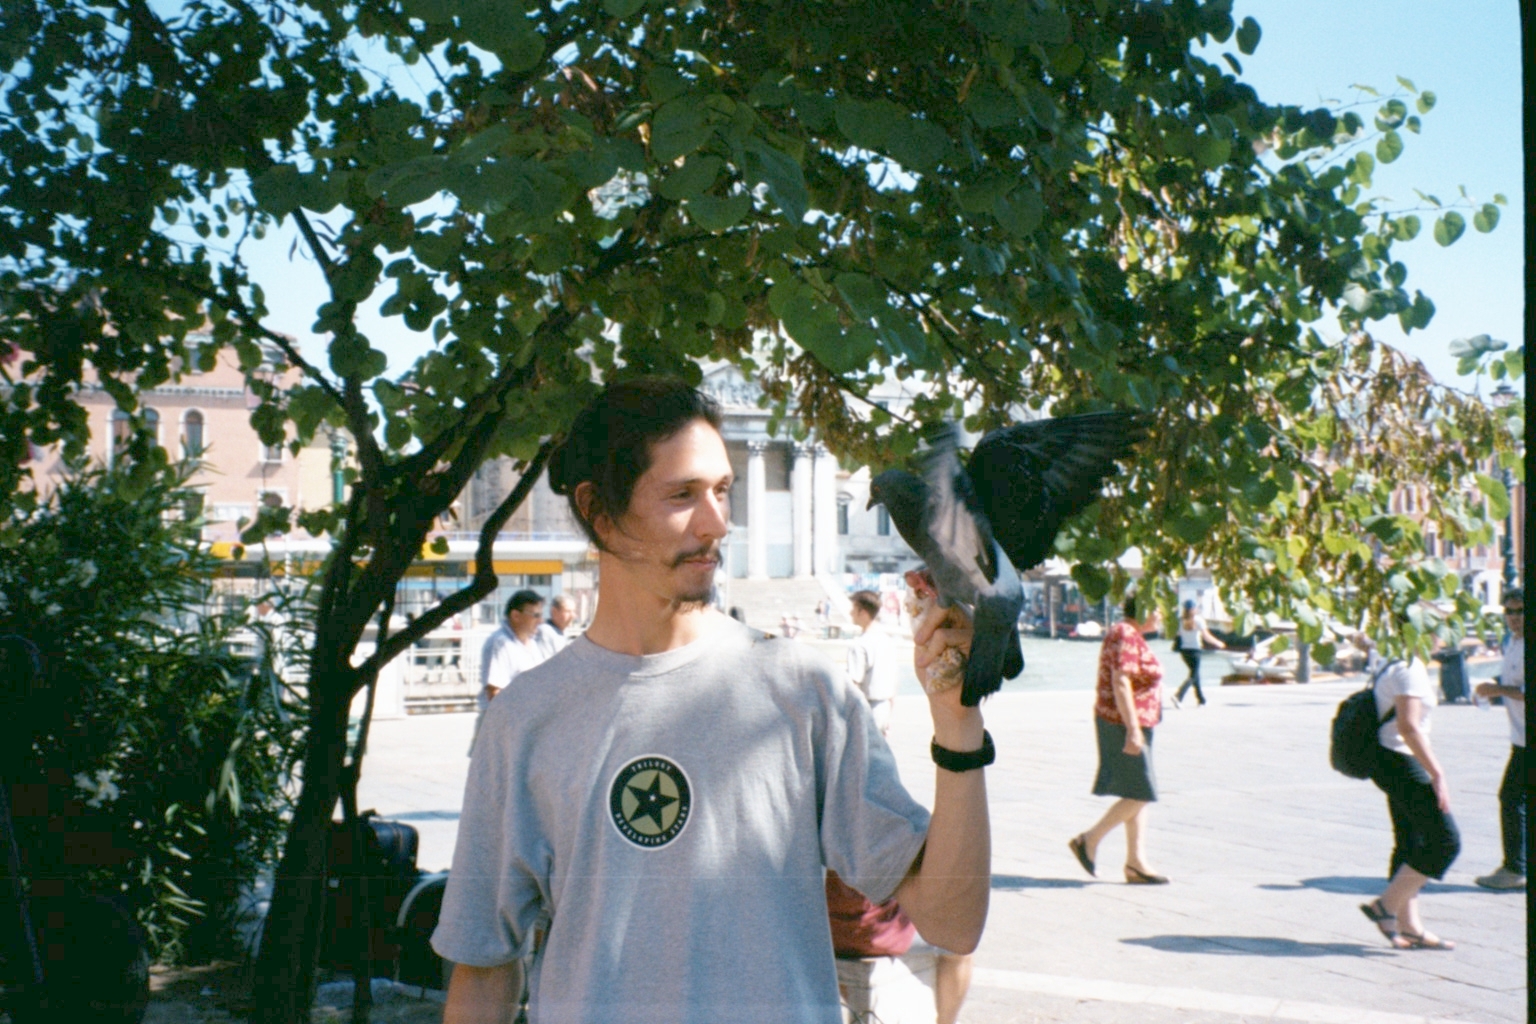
[866,494,878,511]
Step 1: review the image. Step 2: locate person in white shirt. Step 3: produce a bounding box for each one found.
[470,590,549,753]
[536,594,579,657]
[847,590,899,736]
[1354,631,1460,950]
[1474,587,1526,891]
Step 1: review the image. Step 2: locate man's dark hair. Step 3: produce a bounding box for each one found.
[548,376,724,550]
[850,590,881,618]
[1503,586,1523,609]
[504,589,544,619]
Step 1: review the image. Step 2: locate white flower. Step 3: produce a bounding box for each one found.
[75,560,98,586]
[73,769,121,808]
[45,603,61,617]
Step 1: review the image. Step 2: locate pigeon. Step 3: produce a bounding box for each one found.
[869,413,1147,705]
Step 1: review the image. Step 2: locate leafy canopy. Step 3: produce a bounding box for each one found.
[0,0,1517,662]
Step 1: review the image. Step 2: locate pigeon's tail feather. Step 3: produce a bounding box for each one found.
[962,601,1018,706]
[1002,626,1024,681]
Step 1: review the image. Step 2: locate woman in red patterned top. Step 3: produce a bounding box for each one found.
[1067,593,1169,884]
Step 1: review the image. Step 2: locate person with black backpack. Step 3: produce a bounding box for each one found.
[1352,631,1461,951]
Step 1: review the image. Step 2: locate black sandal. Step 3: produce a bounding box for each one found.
[1068,834,1096,877]
[1360,899,1398,944]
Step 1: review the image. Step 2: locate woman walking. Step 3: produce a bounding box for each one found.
[1355,632,1460,950]
[1173,600,1225,707]
[1069,593,1169,885]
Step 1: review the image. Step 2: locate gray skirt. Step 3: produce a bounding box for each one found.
[1092,717,1157,802]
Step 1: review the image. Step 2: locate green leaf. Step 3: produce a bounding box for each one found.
[1475,473,1511,519]
[604,0,646,16]
[1396,75,1417,93]
[1349,151,1375,186]
[657,155,724,201]
[1070,562,1111,602]
[1416,90,1436,113]
[769,279,874,373]
[834,97,908,151]
[886,116,953,172]
[993,189,1043,237]
[651,97,713,163]
[1433,212,1465,246]
[834,272,889,323]
[1192,130,1231,169]
[1473,203,1500,233]
[645,66,689,105]
[743,137,808,224]
[1375,130,1403,164]
[684,193,751,231]
[1392,214,1419,241]
[1235,16,1261,55]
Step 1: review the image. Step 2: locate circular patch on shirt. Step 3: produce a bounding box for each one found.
[609,755,692,848]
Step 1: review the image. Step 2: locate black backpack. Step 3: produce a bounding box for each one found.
[1329,660,1400,779]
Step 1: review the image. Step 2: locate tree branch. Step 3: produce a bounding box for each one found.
[363,440,555,674]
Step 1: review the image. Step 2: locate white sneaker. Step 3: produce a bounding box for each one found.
[1474,867,1526,890]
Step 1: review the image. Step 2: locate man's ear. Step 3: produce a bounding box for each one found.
[575,481,614,545]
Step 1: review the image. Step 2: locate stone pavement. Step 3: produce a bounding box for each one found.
[357,668,1527,1024]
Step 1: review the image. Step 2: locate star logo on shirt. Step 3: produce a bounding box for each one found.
[609,756,692,848]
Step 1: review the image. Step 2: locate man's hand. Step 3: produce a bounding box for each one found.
[913,601,984,749]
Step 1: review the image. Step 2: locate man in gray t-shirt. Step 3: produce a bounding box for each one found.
[434,378,991,1023]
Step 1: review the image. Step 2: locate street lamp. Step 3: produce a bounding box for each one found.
[1491,382,1519,591]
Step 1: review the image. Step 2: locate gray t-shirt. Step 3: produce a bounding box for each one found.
[432,617,931,1023]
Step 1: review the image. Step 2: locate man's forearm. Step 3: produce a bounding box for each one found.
[897,711,990,955]
[444,961,523,1024]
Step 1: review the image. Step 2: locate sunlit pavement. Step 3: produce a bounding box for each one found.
[359,659,1525,1024]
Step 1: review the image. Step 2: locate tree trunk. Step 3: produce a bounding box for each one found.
[250,663,356,1024]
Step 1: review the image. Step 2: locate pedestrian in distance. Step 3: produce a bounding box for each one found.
[847,589,899,737]
[433,376,991,1024]
[469,589,550,755]
[1172,599,1225,708]
[535,593,579,657]
[1354,630,1461,950]
[1069,592,1169,885]
[1473,587,1525,891]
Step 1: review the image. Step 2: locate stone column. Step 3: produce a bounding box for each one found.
[812,444,839,575]
[791,443,814,577]
[747,440,768,579]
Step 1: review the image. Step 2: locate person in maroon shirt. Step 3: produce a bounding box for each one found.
[826,871,973,1024]
[1068,593,1169,885]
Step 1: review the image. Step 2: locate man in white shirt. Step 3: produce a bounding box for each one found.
[1475,587,1526,891]
[536,594,578,657]
[847,589,899,736]
[471,590,549,752]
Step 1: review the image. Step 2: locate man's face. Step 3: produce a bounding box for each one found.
[597,419,732,605]
[1504,599,1523,639]
[550,601,575,631]
[508,602,544,640]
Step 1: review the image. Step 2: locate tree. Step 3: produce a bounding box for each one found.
[1,1,1517,1018]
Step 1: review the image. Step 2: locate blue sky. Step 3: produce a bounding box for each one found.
[255,1,1524,391]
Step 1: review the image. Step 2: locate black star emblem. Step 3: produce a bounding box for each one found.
[625,772,677,833]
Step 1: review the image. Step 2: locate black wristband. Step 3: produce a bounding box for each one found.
[930,730,995,772]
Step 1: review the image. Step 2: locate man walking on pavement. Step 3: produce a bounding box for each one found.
[433,376,990,1023]
[847,589,900,737]
[1474,586,1526,891]
[470,589,549,754]
[536,593,579,656]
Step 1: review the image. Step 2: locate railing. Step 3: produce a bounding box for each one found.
[399,637,480,712]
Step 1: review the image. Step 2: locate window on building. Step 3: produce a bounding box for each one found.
[837,497,850,535]
[183,410,205,458]
[262,442,284,464]
[110,409,132,460]
[143,407,159,444]
[877,505,890,536]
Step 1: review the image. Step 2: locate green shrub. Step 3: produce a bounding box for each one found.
[0,462,305,963]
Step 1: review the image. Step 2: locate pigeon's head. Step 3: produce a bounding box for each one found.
[868,468,924,519]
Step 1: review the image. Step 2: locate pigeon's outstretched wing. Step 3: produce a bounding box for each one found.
[919,425,1024,705]
[919,424,997,592]
[967,412,1148,573]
